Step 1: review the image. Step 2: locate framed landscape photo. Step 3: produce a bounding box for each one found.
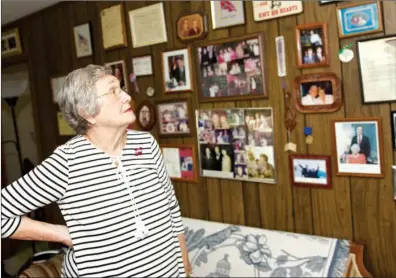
[289,154,332,189]
[136,100,156,131]
[2,28,23,57]
[161,47,194,94]
[105,60,128,93]
[177,12,208,42]
[336,1,383,38]
[73,23,93,58]
[357,35,396,104]
[293,73,342,113]
[196,107,276,184]
[160,144,198,183]
[156,98,193,137]
[197,33,267,102]
[210,0,245,29]
[332,118,384,177]
[296,22,329,68]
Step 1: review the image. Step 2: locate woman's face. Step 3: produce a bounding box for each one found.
[88,75,134,128]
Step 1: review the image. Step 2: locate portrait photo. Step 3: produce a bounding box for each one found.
[161,144,198,183]
[104,60,128,93]
[156,99,192,137]
[332,118,384,177]
[177,12,207,42]
[196,33,267,102]
[293,73,342,113]
[289,155,332,189]
[136,100,156,131]
[196,108,276,184]
[73,23,93,58]
[161,48,193,93]
[296,22,329,68]
[336,1,383,38]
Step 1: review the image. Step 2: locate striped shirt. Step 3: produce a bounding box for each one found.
[1,130,186,277]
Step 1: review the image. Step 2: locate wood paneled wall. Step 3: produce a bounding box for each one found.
[2,1,396,276]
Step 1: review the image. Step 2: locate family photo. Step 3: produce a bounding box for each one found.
[157,101,190,136]
[297,23,328,67]
[162,48,193,93]
[300,81,334,106]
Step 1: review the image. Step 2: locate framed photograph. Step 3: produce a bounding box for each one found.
[132,55,153,77]
[393,166,396,202]
[197,33,267,102]
[51,75,67,103]
[289,154,332,189]
[196,108,276,184]
[210,1,245,29]
[253,1,303,21]
[105,60,128,93]
[161,47,193,94]
[100,4,127,50]
[357,35,396,104]
[136,100,156,131]
[391,111,396,150]
[156,99,192,137]
[2,28,23,57]
[293,73,342,113]
[129,3,167,48]
[336,1,383,38]
[177,12,208,42]
[296,22,329,68]
[160,144,198,183]
[332,118,384,177]
[319,0,344,5]
[73,23,93,58]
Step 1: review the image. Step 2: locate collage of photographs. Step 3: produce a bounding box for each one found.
[196,108,276,183]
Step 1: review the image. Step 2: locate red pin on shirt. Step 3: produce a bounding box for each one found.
[135,147,142,156]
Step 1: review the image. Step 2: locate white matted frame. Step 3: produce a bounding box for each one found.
[104,60,129,93]
[132,55,153,77]
[210,1,245,29]
[73,23,93,58]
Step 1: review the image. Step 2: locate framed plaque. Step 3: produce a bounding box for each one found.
[100,4,127,50]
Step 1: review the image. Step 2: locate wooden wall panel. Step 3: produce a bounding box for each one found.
[2,1,396,276]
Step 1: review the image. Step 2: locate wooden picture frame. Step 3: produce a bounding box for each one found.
[356,34,396,104]
[132,55,153,77]
[73,23,93,58]
[296,22,330,69]
[2,28,23,57]
[161,47,194,94]
[156,98,193,138]
[160,143,198,183]
[289,154,332,189]
[196,33,267,103]
[100,4,128,50]
[177,12,208,43]
[336,1,383,39]
[135,100,156,131]
[391,111,396,150]
[104,60,129,93]
[293,73,342,113]
[332,117,384,178]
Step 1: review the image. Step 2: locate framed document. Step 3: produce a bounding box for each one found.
[132,55,153,76]
[100,4,127,50]
[128,3,168,48]
[160,144,198,183]
[357,35,396,104]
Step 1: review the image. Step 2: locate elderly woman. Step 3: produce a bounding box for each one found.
[1,65,192,277]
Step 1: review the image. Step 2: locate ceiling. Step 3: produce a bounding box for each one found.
[2,0,61,26]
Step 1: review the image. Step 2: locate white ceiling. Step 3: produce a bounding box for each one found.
[2,0,61,26]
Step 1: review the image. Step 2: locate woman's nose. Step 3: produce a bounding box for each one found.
[121,90,131,103]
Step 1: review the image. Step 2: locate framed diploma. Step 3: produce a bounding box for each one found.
[357,35,396,104]
[128,3,168,48]
[160,144,198,183]
[132,55,153,76]
[100,4,127,50]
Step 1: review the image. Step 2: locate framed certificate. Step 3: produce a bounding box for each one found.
[100,4,127,50]
[132,55,153,76]
[357,35,396,104]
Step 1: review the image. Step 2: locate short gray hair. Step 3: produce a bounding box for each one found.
[56,64,112,134]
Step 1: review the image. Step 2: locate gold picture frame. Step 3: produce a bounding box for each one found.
[2,28,23,58]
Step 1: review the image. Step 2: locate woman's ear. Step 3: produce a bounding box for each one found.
[80,109,96,125]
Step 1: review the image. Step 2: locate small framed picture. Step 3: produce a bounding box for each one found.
[136,100,156,131]
[132,55,153,77]
[73,23,93,58]
[393,166,396,202]
[2,28,23,57]
[177,12,208,42]
[156,98,192,137]
[253,1,303,21]
[336,1,383,38]
[332,118,384,177]
[391,111,396,150]
[293,73,342,113]
[289,154,332,189]
[319,0,344,5]
[104,60,128,93]
[210,1,245,29]
[51,75,67,103]
[296,22,329,68]
[161,47,194,94]
[160,144,198,183]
